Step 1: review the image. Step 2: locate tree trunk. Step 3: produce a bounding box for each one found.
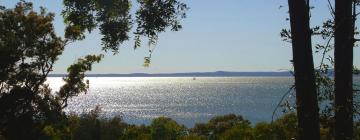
[334,0,354,139]
[287,0,320,139]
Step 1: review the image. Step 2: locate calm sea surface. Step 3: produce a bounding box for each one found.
[45,77,359,127]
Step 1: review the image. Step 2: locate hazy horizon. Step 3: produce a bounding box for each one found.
[49,70,292,75]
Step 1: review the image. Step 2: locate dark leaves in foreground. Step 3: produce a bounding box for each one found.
[0,2,65,139]
[58,54,103,109]
[62,0,188,54]
[0,2,103,139]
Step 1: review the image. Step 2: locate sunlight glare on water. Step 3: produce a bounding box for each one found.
[46,77,293,127]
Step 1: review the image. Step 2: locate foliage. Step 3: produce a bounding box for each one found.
[37,110,354,140]
[68,107,127,140]
[122,124,151,140]
[0,0,188,139]
[191,114,251,139]
[271,113,298,139]
[62,0,188,65]
[278,1,360,139]
[62,0,132,52]
[218,123,253,140]
[57,54,104,109]
[0,2,103,139]
[0,2,65,139]
[149,117,186,140]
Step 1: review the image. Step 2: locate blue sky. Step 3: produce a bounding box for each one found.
[2,0,359,74]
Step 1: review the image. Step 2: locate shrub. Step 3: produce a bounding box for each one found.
[177,134,207,140]
[253,122,278,140]
[271,113,298,139]
[122,125,151,140]
[219,123,253,140]
[150,117,186,140]
[192,114,250,139]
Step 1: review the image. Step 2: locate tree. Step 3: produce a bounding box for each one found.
[282,1,360,139]
[62,0,188,65]
[0,3,68,139]
[0,0,187,139]
[287,0,320,139]
[334,0,355,139]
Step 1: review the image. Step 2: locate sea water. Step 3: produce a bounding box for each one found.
[46,77,359,127]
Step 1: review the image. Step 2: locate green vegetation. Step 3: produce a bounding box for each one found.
[25,107,359,140]
[281,0,360,139]
[1,0,359,139]
[0,1,188,139]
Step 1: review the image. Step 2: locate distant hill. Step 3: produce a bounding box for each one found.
[49,71,293,77]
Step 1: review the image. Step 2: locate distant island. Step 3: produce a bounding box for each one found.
[49,71,294,77]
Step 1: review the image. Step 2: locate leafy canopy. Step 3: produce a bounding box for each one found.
[62,0,188,54]
[0,0,188,139]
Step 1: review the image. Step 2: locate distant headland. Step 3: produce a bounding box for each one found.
[49,71,294,77]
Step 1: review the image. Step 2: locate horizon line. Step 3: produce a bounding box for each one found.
[49,71,292,75]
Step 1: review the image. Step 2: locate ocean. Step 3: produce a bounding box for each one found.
[46,77,359,127]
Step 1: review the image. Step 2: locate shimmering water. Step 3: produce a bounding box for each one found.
[46,77,295,127]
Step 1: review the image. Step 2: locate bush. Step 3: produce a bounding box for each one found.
[219,123,253,140]
[73,108,102,140]
[253,122,277,140]
[271,113,298,139]
[177,135,207,140]
[122,125,151,140]
[58,107,128,140]
[43,111,354,140]
[149,117,186,140]
[191,114,251,139]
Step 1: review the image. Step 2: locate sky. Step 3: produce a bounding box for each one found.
[2,0,360,74]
